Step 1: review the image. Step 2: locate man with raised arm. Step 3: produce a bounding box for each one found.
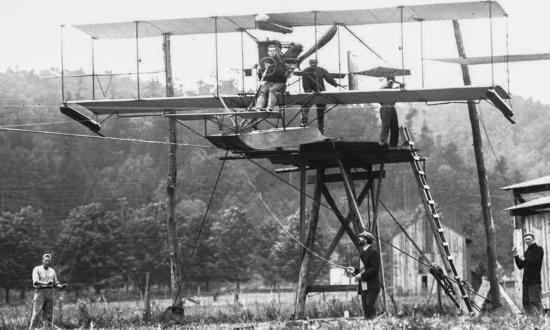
[300,58,345,133]
[29,254,67,329]
[512,233,544,314]
[346,231,381,319]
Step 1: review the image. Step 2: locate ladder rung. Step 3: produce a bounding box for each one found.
[447,256,453,260]
[428,200,435,205]
[423,185,430,190]
[437,228,444,233]
[407,141,415,146]
[413,155,428,161]
[442,242,448,247]
[433,213,440,218]
[417,171,425,176]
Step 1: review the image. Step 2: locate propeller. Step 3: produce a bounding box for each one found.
[297,25,338,65]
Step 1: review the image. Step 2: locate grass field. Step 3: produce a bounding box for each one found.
[1,291,548,329]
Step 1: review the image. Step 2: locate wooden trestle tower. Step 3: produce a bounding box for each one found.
[221,127,474,318]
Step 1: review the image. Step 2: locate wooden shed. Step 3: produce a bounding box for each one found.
[503,175,550,308]
[391,208,471,295]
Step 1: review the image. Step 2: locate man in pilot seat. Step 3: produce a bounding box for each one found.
[252,44,291,111]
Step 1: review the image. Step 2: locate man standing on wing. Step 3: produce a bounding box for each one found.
[300,58,345,133]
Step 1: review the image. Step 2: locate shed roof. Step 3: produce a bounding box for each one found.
[505,196,550,216]
[501,175,550,194]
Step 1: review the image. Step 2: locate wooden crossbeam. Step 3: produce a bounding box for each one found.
[307,170,384,184]
[307,285,357,293]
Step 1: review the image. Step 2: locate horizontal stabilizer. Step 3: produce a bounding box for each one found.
[294,71,346,79]
[353,66,411,78]
[428,53,550,65]
[60,105,103,136]
[256,18,293,34]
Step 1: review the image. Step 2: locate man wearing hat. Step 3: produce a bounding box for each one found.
[512,233,544,314]
[29,254,67,329]
[346,231,381,319]
[300,59,345,133]
[253,44,291,111]
[378,76,400,147]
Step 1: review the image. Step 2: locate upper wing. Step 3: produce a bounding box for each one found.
[73,1,506,39]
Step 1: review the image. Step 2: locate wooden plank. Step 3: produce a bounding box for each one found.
[294,168,324,319]
[307,285,357,293]
[473,279,490,316]
[274,166,301,173]
[165,111,281,120]
[499,284,521,315]
[307,170,384,184]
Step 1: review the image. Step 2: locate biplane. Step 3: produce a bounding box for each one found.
[60,0,515,152]
[57,1,532,316]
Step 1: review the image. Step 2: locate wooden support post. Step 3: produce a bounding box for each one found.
[143,272,151,322]
[311,180,374,280]
[371,161,388,314]
[320,185,360,249]
[338,160,366,233]
[294,167,324,319]
[452,20,500,308]
[163,33,182,306]
[300,164,307,242]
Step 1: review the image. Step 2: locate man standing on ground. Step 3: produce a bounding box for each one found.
[300,59,345,133]
[253,44,290,111]
[512,233,544,314]
[29,254,67,329]
[346,231,381,319]
[378,76,400,147]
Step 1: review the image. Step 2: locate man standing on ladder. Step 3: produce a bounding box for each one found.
[29,254,67,329]
[300,58,345,133]
[512,233,544,314]
[346,231,381,319]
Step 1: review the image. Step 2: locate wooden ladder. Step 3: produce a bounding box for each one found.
[401,126,474,314]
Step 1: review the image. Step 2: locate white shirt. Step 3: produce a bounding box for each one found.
[32,265,58,288]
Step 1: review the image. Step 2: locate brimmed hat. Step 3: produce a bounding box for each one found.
[358,231,375,243]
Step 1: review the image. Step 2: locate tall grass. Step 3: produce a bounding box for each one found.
[1,293,549,329]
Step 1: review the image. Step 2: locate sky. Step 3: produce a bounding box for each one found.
[2,0,550,103]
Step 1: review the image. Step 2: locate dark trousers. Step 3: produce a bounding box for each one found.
[379,105,398,146]
[301,104,326,133]
[361,287,380,319]
[522,283,543,314]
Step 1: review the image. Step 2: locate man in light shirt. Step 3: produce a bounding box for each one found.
[29,254,67,329]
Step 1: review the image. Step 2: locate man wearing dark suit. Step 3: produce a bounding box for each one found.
[300,59,345,133]
[346,231,381,319]
[512,232,544,314]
